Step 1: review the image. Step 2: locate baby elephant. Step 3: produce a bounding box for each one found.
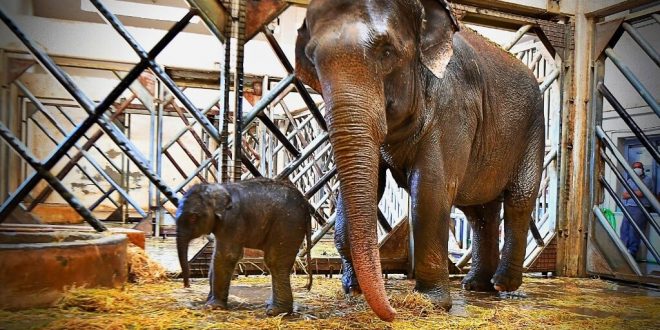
[176,177,313,316]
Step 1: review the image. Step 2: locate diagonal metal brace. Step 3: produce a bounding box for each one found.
[0,122,106,231]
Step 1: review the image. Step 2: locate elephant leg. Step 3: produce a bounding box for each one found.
[492,145,542,292]
[264,248,297,316]
[334,161,387,295]
[409,169,452,310]
[206,243,242,309]
[459,201,501,292]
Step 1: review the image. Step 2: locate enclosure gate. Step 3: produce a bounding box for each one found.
[0,0,570,277]
[588,9,659,284]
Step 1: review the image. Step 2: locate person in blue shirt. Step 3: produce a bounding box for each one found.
[620,162,655,257]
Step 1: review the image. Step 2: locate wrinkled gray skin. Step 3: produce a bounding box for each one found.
[295,0,544,321]
[176,178,313,316]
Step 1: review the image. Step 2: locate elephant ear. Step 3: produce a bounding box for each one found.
[419,0,460,79]
[295,21,322,94]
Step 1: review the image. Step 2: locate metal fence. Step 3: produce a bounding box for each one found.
[590,10,659,283]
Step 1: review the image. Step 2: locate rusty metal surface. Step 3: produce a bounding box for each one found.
[245,0,289,41]
[593,18,624,60]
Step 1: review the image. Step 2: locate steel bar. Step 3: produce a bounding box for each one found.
[503,24,533,51]
[0,7,182,221]
[243,74,295,126]
[597,126,660,214]
[622,22,659,67]
[539,69,560,93]
[174,138,212,181]
[592,206,643,276]
[276,133,329,180]
[0,122,106,231]
[89,187,116,211]
[604,48,660,117]
[163,96,220,150]
[168,101,219,178]
[273,115,316,155]
[27,117,119,208]
[600,149,660,235]
[654,13,660,24]
[292,144,332,182]
[55,105,123,173]
[241,152,263,177]
[601,177,659,262]
[598,83,660,163]
[262,27,327,131]
[377,209,393,233]
[300,213,337,257]
[19,88,117,205]
[304,168,337,199]
[529,51,543,71]
[256,113,300,157]
[82,150,148,218]
[163,149,205,183]
[27,101,129,211]
[90,0,221,144]
[170,150,221,197]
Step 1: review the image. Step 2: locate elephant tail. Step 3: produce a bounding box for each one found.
[305,209,313,291]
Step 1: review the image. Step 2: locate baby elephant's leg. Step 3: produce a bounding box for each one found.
[207,244,242,309]
[264,247,297,316]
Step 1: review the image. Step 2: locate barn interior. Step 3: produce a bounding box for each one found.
[0,0,658,329]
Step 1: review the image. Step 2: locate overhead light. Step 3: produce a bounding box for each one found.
[81,0,201,24]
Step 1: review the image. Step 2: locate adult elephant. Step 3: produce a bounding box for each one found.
[295,0,544,321]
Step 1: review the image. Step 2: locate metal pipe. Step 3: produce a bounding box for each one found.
[598,83,660,163]
[622,22,659,67]
[503,24,533,51]
[596,126,660,214]
[243,74,295,126]
[539,69,560,93]
[89,187,116,211]
[592,207,643,275]
[276,133,329,180]
[163,96,220,150]
[256,113,300,157]
[262,27,327,131]
[82,150,148,218]
[600,150,660,235]
[27,117,119,208]
[304,168,337,199]
[299,212,337,257]
[604,48,660,117]
[89,0,220,144]
[0,122,106,231]
[600,177,659,262]
[0,7,182,221]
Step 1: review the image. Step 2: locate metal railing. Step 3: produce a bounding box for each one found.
[590,10,659,280]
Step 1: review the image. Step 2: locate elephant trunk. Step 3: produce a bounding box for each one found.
[326,90,395,322]
[177,233,191,288]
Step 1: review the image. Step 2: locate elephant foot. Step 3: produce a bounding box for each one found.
[491,265,523,292]
[414,285,452,311]
[204,297,228,310]
[266,302,293,316]
[462,272,496,292]
[341,268,361,296]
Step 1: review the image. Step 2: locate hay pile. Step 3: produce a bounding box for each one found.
[0,275,657,329]
[126,245,167,284]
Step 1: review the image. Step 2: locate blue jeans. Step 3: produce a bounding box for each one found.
[620,205,648,257]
